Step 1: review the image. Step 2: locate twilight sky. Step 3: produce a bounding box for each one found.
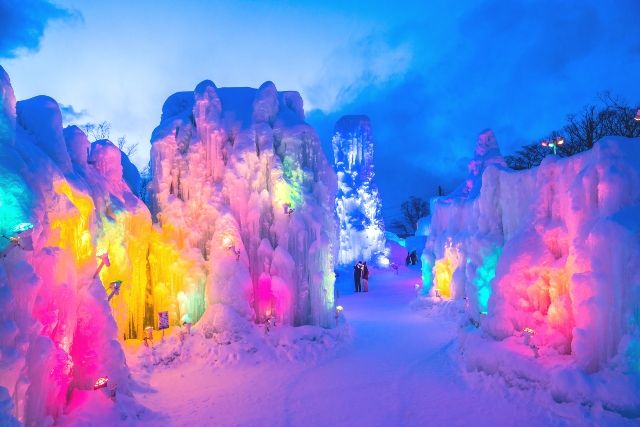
[1,0,639,221]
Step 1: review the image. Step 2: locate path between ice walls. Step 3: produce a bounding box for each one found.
[0,65,339,425]
[419,129,640,418]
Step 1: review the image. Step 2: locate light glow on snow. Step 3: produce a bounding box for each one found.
[472,247,502,314]
[49,180,95,265]
[93,377,109,390]
[432,239,462,299]
[0,166,33,249]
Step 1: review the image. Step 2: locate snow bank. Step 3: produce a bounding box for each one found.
[421,129,640,416]
[332,115,387,266]
[147,79,338,328]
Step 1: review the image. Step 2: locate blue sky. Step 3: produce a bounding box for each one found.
[2,0,639,222]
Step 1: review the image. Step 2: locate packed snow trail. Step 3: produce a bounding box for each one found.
[133,268,591,427]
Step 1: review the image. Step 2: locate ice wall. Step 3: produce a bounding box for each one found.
[147,80,337,328]
[0,66,136,424]
[0,65,204,424]
[422,129,640,373]
[331,115,386,265]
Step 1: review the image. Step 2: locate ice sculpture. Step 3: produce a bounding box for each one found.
[0,66,133,424]
[0,66,339,423]
[331,115,386,265]
[147,80,337,328]
[423,128,640,374]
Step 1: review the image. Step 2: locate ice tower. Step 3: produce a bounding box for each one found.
[332,115,386,266]
[147,80,338,328]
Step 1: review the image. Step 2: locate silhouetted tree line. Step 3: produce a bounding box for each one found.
[390,195,430,237]
[80,120,139,157]
[505,93,640,170]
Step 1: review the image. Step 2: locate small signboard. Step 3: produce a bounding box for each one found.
[158,311,169,330]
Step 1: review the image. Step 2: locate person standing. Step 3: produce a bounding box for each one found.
[353,261,362,292]
[362,262,369,292]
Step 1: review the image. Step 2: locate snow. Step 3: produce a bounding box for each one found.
[332,115,387,266]
[0,66,144,425]
[421,129,640,416]
[1,62,639,426]
[112,266,634,426]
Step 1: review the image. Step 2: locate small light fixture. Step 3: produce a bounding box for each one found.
[635,109,640,122]
[107,280,123,302]
[390,262,398,274]
[93,252,111,278]
[1,223,34,258]
[335,305,344,326]
[222,236,233,249]
[94,376,109,390]
[523,327,539,357]
[222,236,241,261]
[183,322,192,334]
[541,137,564,155]
[143,326,154,347]
[264,313,275,334]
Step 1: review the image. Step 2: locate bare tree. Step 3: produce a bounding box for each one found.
[117,136,139,158]
[506,93,639,170]
[80,121,111,141]
[505,143,547,170]
[598,92,640,139]
[391,196,429,237]
[563,105,607,153]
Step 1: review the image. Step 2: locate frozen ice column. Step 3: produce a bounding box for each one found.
[332,115,386,266]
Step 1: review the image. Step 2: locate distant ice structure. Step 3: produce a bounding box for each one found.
[421,129,640,413]
[147,80,337,328]
[331,115,386,266]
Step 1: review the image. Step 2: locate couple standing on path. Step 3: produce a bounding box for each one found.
[353,261,369,293]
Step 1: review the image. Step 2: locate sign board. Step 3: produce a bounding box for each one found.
[158,311,169,330]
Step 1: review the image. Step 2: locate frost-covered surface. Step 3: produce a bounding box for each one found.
[147,80,337,328]
[332,115,386,266]
[125,268,635,426]
[0,67,340,424]
[421,129,640,417]
[0,65,146,424]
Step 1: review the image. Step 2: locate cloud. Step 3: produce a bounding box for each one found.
[307,0,640,223]
[0,0,78,58]
[304,31,414,111]
[58,103,87,123]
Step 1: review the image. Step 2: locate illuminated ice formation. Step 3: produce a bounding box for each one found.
[0,66,134,424]
[0,65,339,424]
[147,80,337,328]
[332,115,386,265]
[423,128,640,374]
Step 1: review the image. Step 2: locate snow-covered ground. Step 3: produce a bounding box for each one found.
[76,266,631,427]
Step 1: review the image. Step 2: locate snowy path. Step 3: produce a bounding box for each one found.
[135,268,575,427]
